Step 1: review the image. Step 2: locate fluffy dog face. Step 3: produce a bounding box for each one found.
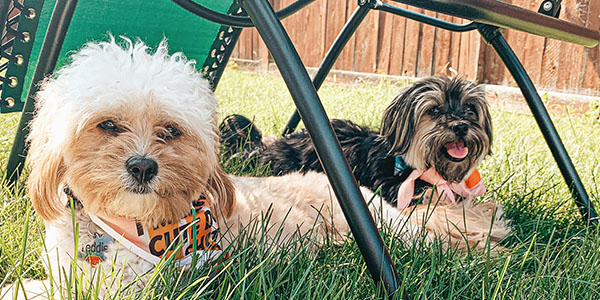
[381,77,492,182]
[65,101,215,225]
[27,38,234,225]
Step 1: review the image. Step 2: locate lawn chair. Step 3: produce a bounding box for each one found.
[0,0,598,298]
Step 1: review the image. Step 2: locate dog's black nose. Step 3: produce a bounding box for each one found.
[126,156,158,184]
[451,123,469,137]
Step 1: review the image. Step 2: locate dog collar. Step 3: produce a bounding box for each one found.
[394,156,409,176]
[393,157,486,209]
[64,187,224,267]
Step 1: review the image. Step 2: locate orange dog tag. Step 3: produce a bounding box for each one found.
[465,169,482,189]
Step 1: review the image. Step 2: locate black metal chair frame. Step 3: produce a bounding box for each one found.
[1,0,599,298]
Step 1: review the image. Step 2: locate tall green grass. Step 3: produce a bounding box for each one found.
[1,68,599,299]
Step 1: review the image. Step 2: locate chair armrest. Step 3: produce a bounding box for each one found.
[391,0,600,47]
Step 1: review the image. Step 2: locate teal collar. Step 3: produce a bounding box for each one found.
[394,156,408,176]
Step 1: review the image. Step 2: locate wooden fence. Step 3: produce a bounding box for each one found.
[231,0,600,95]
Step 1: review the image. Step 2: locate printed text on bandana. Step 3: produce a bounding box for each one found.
[146,201,220,259]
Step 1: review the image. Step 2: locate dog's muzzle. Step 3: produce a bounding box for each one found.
[126,156,158,185]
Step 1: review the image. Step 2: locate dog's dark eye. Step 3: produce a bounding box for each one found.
[98,120,119,133]
[159,125,182,140]
[428,107,440,116]
[166,125,181,137]
[465,106,477,119]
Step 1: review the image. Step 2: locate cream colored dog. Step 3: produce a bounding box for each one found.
[2,38,509,299]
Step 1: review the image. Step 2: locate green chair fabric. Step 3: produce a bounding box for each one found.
[2,0,233,113]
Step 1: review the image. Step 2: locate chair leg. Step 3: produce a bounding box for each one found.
[5,0,79,186]
[478,24,599,225]
[239,0,404,298]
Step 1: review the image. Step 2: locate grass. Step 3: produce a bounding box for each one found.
[1,67,600,299]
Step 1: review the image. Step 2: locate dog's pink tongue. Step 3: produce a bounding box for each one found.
[445,141,468,159]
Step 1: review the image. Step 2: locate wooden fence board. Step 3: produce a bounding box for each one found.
[281,0,309,66]
[518,0,547,85]
[448,17,462,77]
[242,29,254,60]
[416,10,437,77]
[353,6,379,73]
[468,30,481,80]
[376,9,393,74]
[457,22,471,79]
[540,38,562,88]
[478,41,507,85]
[340,0,358,71]
[231,0,600,94]
[521,33,546,85]
[308,0,327,66]
[323,0,348,70]
[401,7,422,77]
[231,30,240,58]
[252,27,260,61]
[581,0,600,90]
[432,13,453,76]
[502,29,523,87]
[557,47,584,92]
[236,29,245,59]
[556,0,586,91]
[388,4,408,76]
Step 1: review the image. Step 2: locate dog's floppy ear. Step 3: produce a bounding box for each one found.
[27,149,66,221]
[26,108,68,221]
[207,164,235,218]
[380,85,417,156]
[25,76,76,221]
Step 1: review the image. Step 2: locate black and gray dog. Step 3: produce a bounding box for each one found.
[220,77,493,207]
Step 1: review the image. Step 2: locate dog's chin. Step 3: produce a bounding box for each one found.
[433,157,474,183]
[108,188,199,226]
[103,191,160,220]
